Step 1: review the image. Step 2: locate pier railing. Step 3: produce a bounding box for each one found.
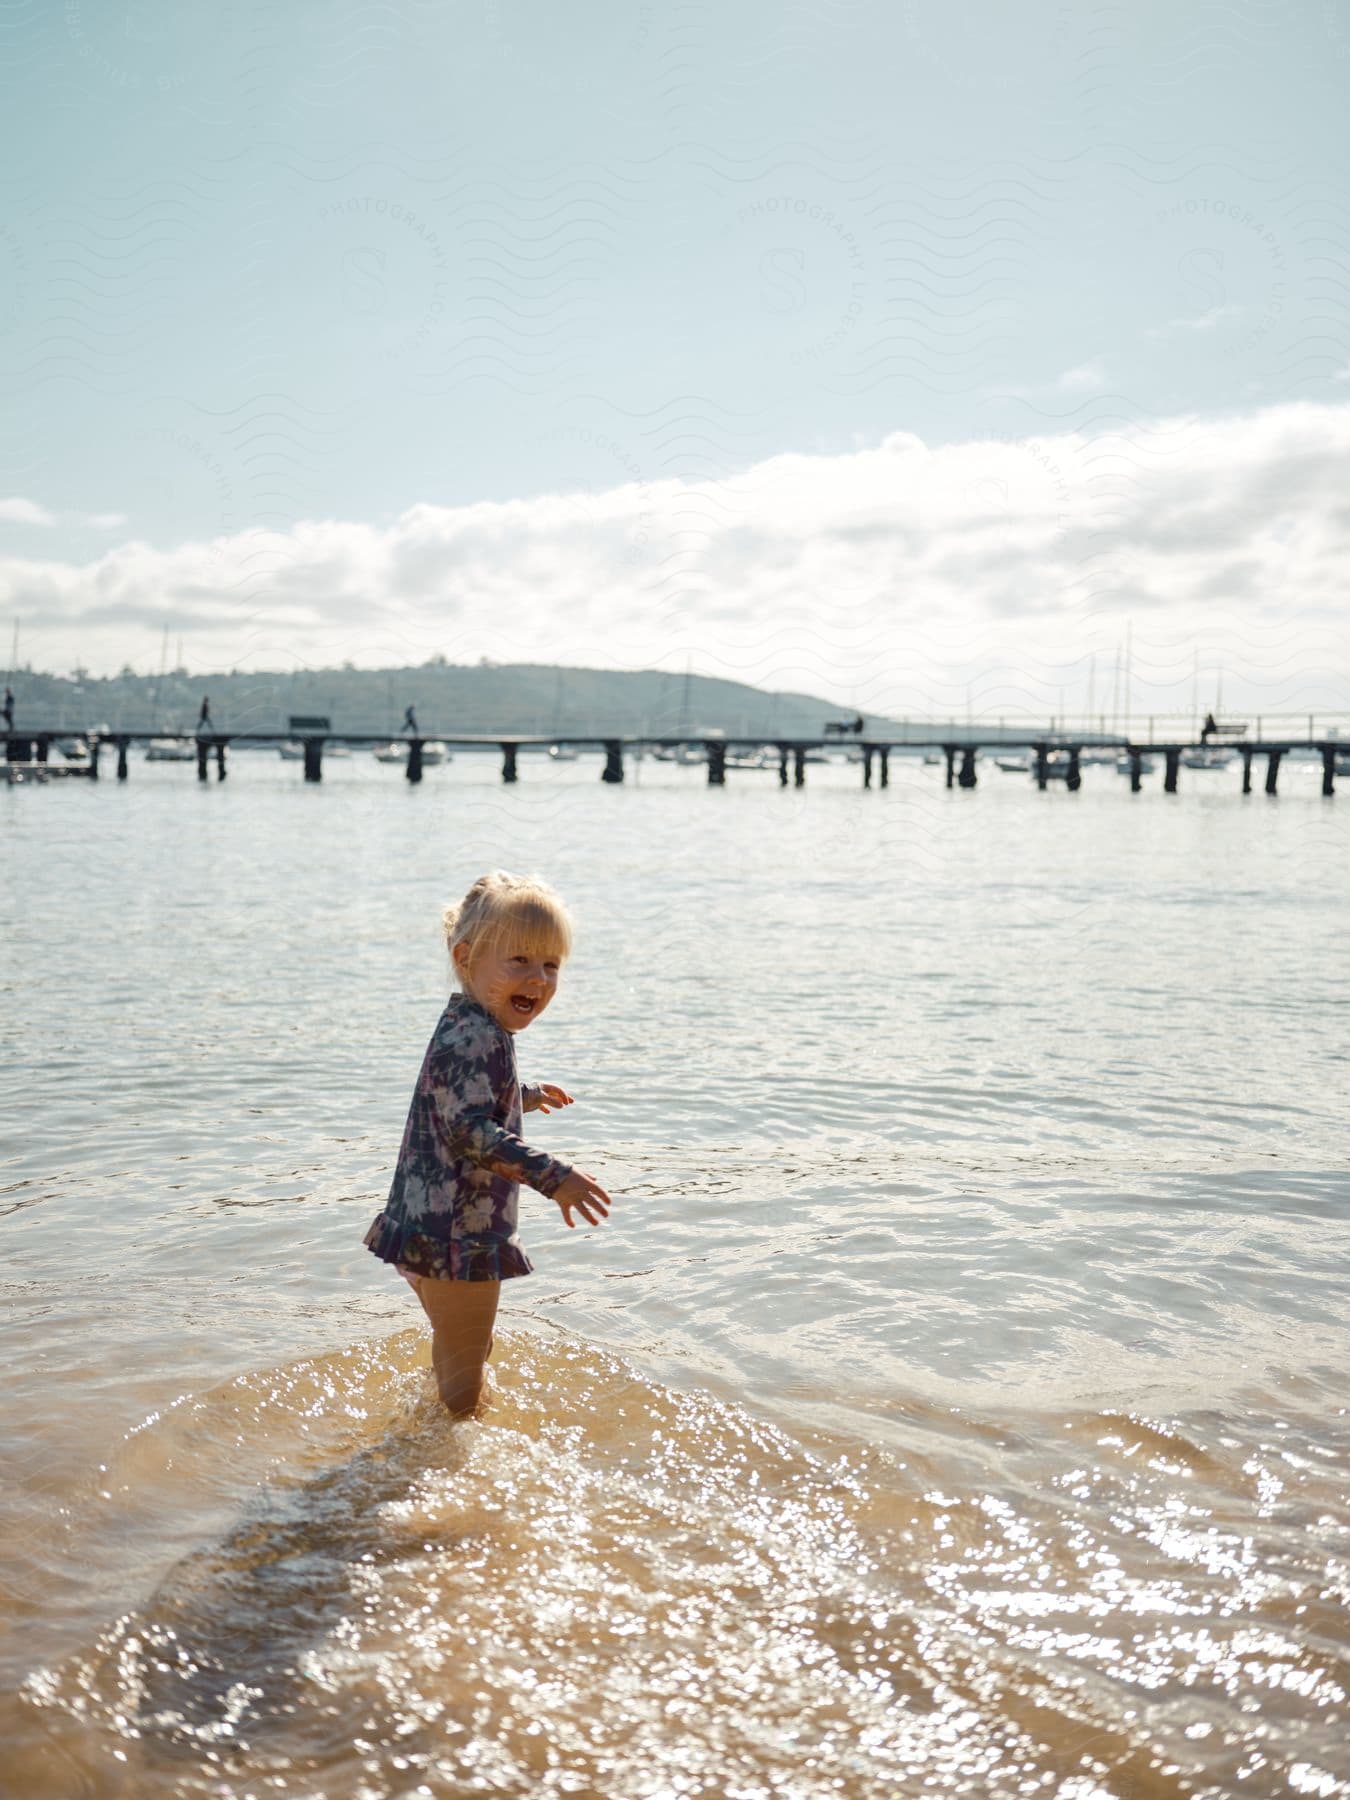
[5,724,1349,796]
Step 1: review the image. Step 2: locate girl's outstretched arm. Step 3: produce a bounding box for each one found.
[523,1082,574,1114]
[429,1020,576,1198]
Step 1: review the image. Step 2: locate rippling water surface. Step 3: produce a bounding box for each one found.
[2,750,1347,1798]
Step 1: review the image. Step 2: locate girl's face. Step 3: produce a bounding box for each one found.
[456,936,562,1033]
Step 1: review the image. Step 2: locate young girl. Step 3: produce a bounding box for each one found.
[364,871,611,1416]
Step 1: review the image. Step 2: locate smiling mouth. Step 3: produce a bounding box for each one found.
[510,995,537,1016]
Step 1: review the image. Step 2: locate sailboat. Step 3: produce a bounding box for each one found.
[374,740,450,765]
[671,660,702,762]
[1181,745,1235,770]
[544,669,580,758]
[145,624,192,757]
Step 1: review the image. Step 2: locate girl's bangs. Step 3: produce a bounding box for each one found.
[484,895,572,961]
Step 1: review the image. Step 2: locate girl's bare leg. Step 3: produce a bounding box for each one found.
[410,1278,494,1359]
[410,1276,500,1416]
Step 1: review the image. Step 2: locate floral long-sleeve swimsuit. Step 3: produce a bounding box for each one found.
[364,992,574,1282]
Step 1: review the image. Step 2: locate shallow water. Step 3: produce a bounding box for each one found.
[2,751,1348,1797]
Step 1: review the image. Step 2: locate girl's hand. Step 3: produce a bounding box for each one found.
[536,1083,574,1114]
[552,1169,612,1229]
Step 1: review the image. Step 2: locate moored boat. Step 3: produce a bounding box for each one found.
[1181,746,1236,769]
[282,739,349,760]
[375,740,449,765]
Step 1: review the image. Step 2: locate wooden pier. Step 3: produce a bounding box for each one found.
[4,728,1348,796]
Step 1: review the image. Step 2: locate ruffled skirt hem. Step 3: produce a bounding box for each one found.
[363,1211,534,1282]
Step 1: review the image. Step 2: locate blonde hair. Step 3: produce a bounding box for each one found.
[443,871,573,984]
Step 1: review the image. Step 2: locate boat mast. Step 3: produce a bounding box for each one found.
[1124,621,1132,737]
[551,666,566,737]
[150,625,169,730]
[677,658,692,735]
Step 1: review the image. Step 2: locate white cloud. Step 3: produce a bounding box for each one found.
[0,496,57,526]
[0,499,128,530]
[4,400,1349,718]
[1145,305,1244,341]
[1054,360,1107,392]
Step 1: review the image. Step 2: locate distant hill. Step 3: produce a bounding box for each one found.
[9,661,896,739]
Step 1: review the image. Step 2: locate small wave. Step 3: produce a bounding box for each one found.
[13,1327,1350,1798]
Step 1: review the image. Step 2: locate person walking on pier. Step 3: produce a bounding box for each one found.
[196,695,212,735]
[403,703,418,735]
[363,871,612,1417]
[1201,711,1217,744]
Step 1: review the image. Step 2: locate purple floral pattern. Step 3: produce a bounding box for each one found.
[364,993,573,1282]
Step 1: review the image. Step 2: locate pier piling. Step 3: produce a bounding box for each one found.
[1265,749,1282,795]
[879,747,889,788]
[1129,750,1142,792]
[197,741,209,783]
[958,747,977,789]
[1322,746,1336,797]
[116,738,129,781]
[1034,746,1048,791]
[216,741,227,781]
[862,746,873,789]
[602,740,623,783]
[1164,749,1180,794]
[945,747,956,789]
[1067,747,1082,791]
[793,748,805,787]
[88,739,100,781]
[1242,747,1253,794]
[406,739,424,783]
[501,744,518,784]
[303,740,322,783]
[778,745,789,787]
[707,741,727,785]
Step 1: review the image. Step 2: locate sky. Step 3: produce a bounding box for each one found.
[1,0,1348,726]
